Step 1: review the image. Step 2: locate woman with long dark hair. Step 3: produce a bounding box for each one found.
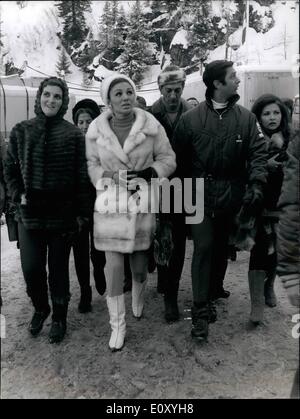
[247,94,291,324]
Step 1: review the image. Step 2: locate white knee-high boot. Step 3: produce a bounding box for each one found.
[132,279,147,318]
[106,294,126,351]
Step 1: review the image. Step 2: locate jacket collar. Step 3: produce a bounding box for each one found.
[152,97,190,117]
[90,107,159,168]
[205,90,240,110]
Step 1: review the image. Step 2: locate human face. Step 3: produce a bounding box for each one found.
[260,103,282,131]
[40,85,63,117]
[109,82,135,117]
[161,82,183,111]
[77,112,93,134]
[218,67,240,100]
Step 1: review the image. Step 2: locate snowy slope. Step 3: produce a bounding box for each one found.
[209,2,299,66]
[1,0,299,92]
[1,1,86,84]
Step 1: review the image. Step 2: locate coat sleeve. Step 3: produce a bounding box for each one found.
[3,125,24,204]
[276,137,300,307]
[170,115,192,179]
[246,113,268,185]
[85,120,105,188]
[151,124,176,178]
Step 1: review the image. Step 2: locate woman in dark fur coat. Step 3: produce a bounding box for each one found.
[4,77,91,343]
[247,94,291,324]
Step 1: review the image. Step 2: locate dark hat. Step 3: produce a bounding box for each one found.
[72,99,100,124]
[202,60,233,88]
[158,65,186,87]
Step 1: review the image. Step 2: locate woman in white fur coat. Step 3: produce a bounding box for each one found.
[86,74,176,351]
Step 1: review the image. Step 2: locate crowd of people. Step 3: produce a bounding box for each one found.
[0,60,299,395]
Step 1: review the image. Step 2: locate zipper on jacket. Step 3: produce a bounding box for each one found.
[214,108,228,120]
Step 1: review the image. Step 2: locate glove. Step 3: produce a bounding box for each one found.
[243,182,264,215]
[127,167,158,183]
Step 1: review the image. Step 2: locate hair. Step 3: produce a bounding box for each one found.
[251,94,291,141]
[74,108,94,126]
[107,77,134,101]
[203,61,233,95]
[281,97,294,118]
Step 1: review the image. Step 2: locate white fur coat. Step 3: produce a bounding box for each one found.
[86,107,176,253]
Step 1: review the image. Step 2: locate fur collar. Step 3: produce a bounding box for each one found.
[87,107,159,167]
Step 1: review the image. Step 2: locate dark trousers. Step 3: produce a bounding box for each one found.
[191,214,232,304]
[249,221,277,278]
[18,222,71,310]
[72,224,106,290]
[157,213,186,296]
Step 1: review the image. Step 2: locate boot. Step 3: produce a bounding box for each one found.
[164,291,179,323]
[107,294,126,351]
[191,304,209,341]
[78,285,92,313]
[208,300,217,324]
[29,306,51,336]
[132,279,147,319]
[264,275,277,307]
[49,302,68,344]
[248,270,265,325]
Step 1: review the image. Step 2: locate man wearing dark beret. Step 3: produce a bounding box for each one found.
[172,60,268,341]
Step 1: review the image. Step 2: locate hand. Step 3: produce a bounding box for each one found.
[243,182,264,215]
[267,154,282,172]
[112,171,137,188]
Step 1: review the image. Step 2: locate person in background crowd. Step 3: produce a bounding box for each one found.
[186,97,199,108]
[149,65,191,323]
[86,73,176,351]
[72,99,106,313]
[277,130,299,399]
[172,60,268,341]
[281,97,294,121]
[0,137,5,306]
[4,77,91,343]
[136,95,147,110]
[247,94,291,324]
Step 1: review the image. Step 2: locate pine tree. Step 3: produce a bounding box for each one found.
[115,0,156,86]
[98,1,114,50]
[56,48,72,78]
[186,1,216,70]
[55,1,91,49]
[116,3,129,45]
[249,1,275,33]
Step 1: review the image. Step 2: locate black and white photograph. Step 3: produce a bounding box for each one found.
[0,0,299,401]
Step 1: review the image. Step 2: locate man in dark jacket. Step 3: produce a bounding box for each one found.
[149,65,191,323]
[172,60,268,341]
